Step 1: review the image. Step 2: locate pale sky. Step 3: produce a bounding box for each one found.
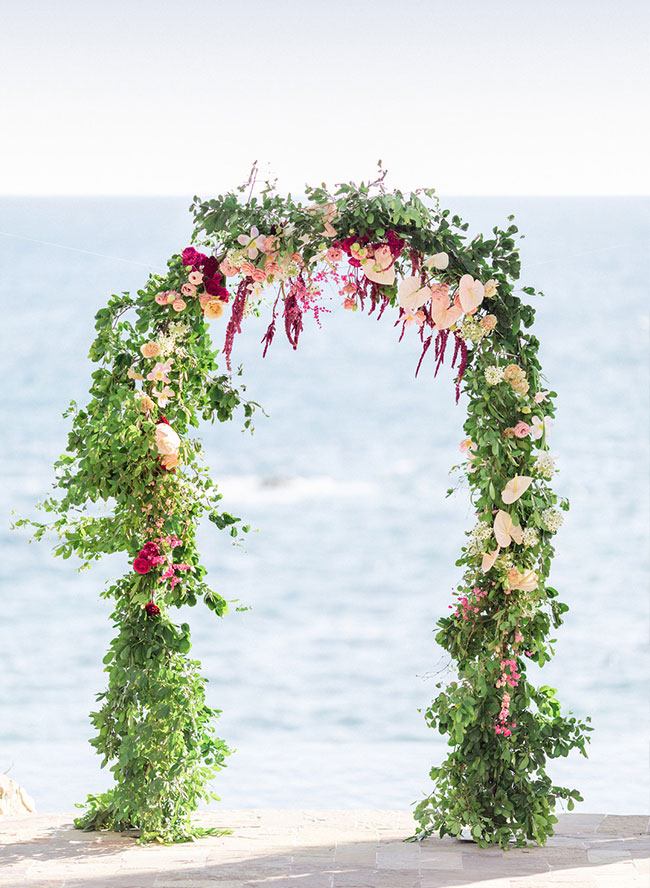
[1,0,648,195]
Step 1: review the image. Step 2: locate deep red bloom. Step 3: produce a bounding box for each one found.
[140,542,160,559]
[201,257,221,279]
[133,557,151,574]
[181,247,203,266]
[144,602,160,617]
[157,416,169,425]
[204,277,224,296]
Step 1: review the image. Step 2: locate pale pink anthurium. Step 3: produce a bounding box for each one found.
[494,510,523,547]
[362,249,396,286]
[507,568,538,592]
[423,252,449,270]
[458,274,485,314]
[430,285,462,329]
[502,475,533,505]
[398,276,431,311]
[482,548,500,572]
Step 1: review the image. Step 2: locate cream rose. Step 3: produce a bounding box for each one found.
[154,423,181,456]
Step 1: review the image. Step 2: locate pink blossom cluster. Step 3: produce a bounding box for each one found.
[494,691,517,737]
[494,657,520,738]
[161,562,192,590]
[496,658,521,689]
[450,586,488,621]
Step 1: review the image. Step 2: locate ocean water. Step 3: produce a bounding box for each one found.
[0,196,648,816]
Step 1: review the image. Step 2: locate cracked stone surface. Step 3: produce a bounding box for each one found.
[0,811,647,887]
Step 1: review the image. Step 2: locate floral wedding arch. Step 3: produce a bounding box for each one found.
[22,169,591,846]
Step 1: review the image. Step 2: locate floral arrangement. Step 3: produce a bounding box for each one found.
[18,167,590,846]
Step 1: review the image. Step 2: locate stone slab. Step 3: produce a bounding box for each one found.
[0,810,647,887]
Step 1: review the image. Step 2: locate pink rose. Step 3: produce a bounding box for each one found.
[240,260,257,278]
[251,267,267,283]
[264,260,281,275]
[172,298,186,312]
[513,421,531,439]
[327,247,343,263]
[181,283,196,297]
[133,557,151,575]
[220,260,238,277]
[343,297,356,310]
[188,271,203,286]
[155,294,169,305]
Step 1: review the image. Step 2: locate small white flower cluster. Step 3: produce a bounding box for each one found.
[168,322,189,339]
[459,316,487,344]
[466,521,494,556]
[156,322,189,357]
[471,521,494,541]
[522,527,539,548]
[533,451,556,480]
[225,247,247,268]
[484,365,505,386]
[498,552,515,570]
[541,507,564,533]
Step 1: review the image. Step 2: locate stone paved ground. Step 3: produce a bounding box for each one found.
[0,811,648,888]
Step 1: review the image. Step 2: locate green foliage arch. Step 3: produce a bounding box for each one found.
[21,170,591,846]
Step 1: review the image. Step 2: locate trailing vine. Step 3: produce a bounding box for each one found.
[18,166,590,846]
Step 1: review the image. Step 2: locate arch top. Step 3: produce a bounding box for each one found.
[186,167,532,386]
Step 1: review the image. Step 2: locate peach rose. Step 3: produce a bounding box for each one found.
[199,293,212,307]
[343,297,357,310]
[480,314,497,332]
[220,260,238,277]
[251,267,267,283]
[504,364,523,382]
[161,453,180,470]
[188,271,203,286]
[327,247,343,263]
[240,260,257,278]
[140,341,160,359]
[172,298,186,312]
[139,395,155,413]
[513,421,531,439]
[264,259,281,276]
[181,282,196,298]
[513,378,530,396]
[155,293,169,305]
[204,299,225,319]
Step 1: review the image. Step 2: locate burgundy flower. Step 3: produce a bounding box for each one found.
[140,542,160,559]
[181,247,202,266]
[133,557,151,574]
[216,287,230,302]
[201,257,222,279]
[204,277,223,296]
[144,602,160,617]
[157,416,169,425]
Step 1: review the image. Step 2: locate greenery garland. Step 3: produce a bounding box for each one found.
[18,168,591,846]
